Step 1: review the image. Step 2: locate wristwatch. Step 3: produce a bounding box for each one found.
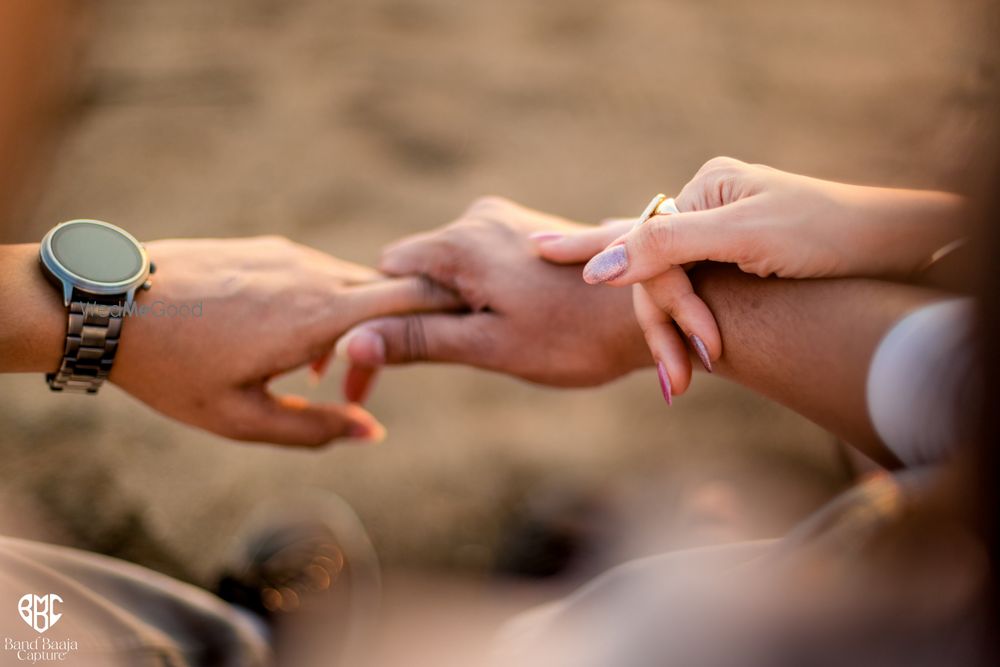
[38,219,154,393]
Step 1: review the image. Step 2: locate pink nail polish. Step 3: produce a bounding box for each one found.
[656,361,672,406]
[529,232,564,243]
[689,334,713,373]
[582,245,628,284]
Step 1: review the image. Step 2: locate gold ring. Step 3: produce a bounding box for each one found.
[633,194,678,229]
[656,197,680,216]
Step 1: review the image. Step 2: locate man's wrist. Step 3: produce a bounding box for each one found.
[0,243,66,373]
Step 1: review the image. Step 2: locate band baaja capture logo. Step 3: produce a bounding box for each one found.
[3,594,78,663]
[18,595,62,634]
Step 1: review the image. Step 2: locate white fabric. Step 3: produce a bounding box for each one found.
[866,298,977,466]
[492,541,776,667]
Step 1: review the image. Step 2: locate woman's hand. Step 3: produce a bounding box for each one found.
[532,213,721,406]
[572,157,965,284]
[533,157,966,400]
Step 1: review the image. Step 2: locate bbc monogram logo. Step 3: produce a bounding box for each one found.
[3,594,78,663]
[17,594,62,634]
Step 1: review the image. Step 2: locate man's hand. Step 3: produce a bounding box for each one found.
[109,236,460,448]
[338,197,651,401]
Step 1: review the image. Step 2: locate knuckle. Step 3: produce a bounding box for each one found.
[222,415,257,442]
[701,156,742,173]
[416,273,455,307]
[700,164,745,207]
[377,245,401,271]
[257,234,292,247]
[381,236,449,274]
[702,157,744,182]
[377,247,398,272]
[733,240,777,277]
[465,195,512,218]
[429,237,464,271]
[642,219,677,258]
[682,159,745,211]
[651,292,680,321]
[416,273,437,302]
[401,315,429,362]
[638,317,665,338]
[646,286,682,320]
[672,291,703,320]
[715,173,739,204]
[439,224,473,247]
[434,222,488,260]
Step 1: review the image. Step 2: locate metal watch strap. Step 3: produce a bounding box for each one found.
[47,292,125,393]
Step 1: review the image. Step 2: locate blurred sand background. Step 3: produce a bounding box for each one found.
[0,0,996,587]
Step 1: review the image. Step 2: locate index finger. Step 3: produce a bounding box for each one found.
[345,276,464,323]
[641,267,721,370]
[532,219,633,265]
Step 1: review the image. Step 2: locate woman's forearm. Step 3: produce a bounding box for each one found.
[0,243,65,373]
[690,264,947,466]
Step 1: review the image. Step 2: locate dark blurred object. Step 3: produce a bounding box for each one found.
[0,0,87,234]
[493,483,612,580]
[216,521,350,627]
[969,101,1000,667]
[215,493,381,667]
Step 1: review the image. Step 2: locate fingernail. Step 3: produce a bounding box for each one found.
[348,421,386,443]
[689,334,713,373]
[582,244,628,284]
[656,361,672,406]
[308,351,334,385]
[529,231,564,243]
[334,333,354,360]
[335,329,386,365]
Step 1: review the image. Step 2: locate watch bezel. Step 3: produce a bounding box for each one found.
[40,219,150,306]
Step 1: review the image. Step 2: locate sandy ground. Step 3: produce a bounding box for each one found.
[0,0,995,586]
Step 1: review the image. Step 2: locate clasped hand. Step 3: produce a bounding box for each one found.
[112,158,963,448]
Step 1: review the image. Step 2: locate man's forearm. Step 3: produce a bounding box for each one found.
[689,264,945,466]
[0,243,64,373]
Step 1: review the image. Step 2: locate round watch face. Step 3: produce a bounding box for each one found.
[50,221,144,284]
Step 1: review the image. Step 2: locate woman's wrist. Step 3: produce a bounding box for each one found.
[839,186,967,278]
[0,243,66,373]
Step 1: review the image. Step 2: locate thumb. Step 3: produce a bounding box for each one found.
[530,219,632,264]
[337,312,496,367]
[582,203,751,286]
[229,389,385,448]
[335,313,496,403]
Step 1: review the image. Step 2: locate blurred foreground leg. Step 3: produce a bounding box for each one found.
[0,0,87,233]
